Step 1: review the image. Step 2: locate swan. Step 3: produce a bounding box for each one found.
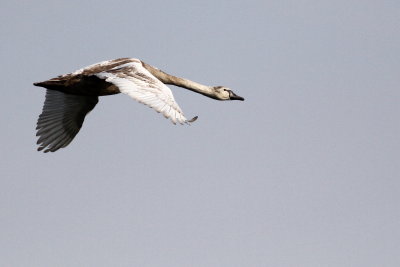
[34,58,244,152]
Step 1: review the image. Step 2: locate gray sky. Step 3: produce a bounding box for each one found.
[1,0,399,266]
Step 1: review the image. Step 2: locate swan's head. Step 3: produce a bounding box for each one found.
[213,86,245,101]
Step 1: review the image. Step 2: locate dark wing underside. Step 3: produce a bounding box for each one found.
[36,90,98,152]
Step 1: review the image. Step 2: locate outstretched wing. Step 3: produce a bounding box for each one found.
[36,90,98,153]
[95,61,194,124]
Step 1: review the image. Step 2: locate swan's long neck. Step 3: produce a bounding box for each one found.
[142,62,216,99]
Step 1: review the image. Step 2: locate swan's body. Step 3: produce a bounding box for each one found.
[34,58,244,152]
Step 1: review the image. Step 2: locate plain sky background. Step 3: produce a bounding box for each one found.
[1,0,399,266]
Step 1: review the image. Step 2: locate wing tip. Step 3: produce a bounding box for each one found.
[187,116,198,123]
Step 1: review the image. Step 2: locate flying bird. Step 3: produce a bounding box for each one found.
[34,58,244,152]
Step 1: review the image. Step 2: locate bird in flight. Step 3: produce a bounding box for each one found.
[34,58,244,152]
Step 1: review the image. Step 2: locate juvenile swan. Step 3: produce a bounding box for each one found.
[34,58,244,152]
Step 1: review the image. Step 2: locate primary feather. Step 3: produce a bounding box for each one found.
[95,61,188,124]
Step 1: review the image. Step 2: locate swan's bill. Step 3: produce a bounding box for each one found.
[229,91,245,101]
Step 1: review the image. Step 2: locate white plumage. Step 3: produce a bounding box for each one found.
[34,58,244,152]
[95,61,188,124]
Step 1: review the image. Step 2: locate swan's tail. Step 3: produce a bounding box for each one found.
[33,78,67,90]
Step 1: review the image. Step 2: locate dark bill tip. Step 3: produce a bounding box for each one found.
[229,91,245,101]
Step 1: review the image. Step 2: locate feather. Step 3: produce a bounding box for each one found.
[36,90,98,152]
